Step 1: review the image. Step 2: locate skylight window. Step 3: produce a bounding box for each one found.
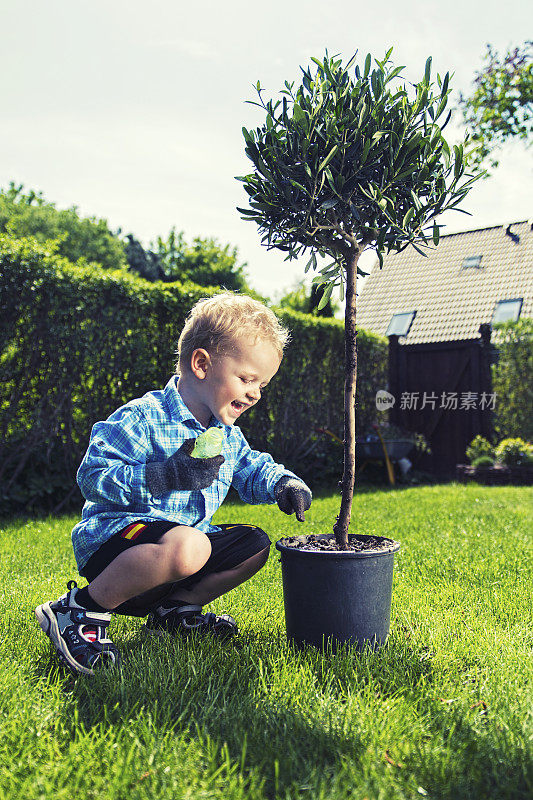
[461,255,483,269]
[492,298,523,324]
[386,311,416,337]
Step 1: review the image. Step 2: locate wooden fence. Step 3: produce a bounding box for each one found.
[388,324,495,475]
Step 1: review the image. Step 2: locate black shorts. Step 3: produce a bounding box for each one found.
[80,521,271,617]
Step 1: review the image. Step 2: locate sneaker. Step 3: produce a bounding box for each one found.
[144,603,238,640]
[35,581,120,675]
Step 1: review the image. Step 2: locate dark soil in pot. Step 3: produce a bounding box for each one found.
[279,534,399,552]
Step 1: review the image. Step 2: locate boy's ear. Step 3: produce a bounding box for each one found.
[190,348,212,380]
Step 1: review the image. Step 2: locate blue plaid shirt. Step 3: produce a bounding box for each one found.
[71,375,300,571]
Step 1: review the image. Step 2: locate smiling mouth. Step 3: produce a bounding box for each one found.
[231,400,248,412]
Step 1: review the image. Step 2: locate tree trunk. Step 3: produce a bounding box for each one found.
[333,245,360,549]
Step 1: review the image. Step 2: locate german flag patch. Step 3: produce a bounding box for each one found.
[120,522,147,540]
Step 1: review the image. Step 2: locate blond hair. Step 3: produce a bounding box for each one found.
[176,292,290,373]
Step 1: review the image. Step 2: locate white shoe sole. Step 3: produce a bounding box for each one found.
[35,603,94,676]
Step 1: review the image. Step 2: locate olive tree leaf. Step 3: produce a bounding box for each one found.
[317,282,334,310]
[424,56,432,85]
[237,49,480,280]
[318,145,339,171]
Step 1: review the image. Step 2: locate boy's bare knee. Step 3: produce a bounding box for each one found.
[162,527,211,578]
[256,545,270,568]
[241,545,270,575]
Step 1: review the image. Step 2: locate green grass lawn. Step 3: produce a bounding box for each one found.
[1,484,532,800]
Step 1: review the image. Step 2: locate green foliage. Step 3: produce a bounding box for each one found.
[0,182,127,270]
[152,226,186,277]
[153,229,253,293]
[308,283,337,316]
[276,279,339,317]
[123,233,167,281]
[492,319,533,441]
[244,308,387,484]
[276,279,310,313]
[0,234,210,513]
[466,435,495,464]
[466,430,533,468]
[238,49,479,543]
[412,432,431,456]
[125,226,258,295]
[459,41,533,173]
[0,236,386,511]
[471,454,495,468]
[1,183,255,295]
[494,437,533,466]
[238,49,479,281]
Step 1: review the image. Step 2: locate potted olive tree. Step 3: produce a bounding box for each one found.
[237,50,479,649]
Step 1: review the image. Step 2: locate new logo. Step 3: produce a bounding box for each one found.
[375,390,396,411]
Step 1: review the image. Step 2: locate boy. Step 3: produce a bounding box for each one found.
[35,293,312,675]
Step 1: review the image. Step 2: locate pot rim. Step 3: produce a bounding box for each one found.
[275,532,401,558]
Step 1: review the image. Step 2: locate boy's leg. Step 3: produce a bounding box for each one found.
[143,524,271,637]
[36,522,271,671]
[87,525,211,610]
[35,523,211,675]
[165,545,270,607]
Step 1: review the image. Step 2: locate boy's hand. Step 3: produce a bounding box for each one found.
[275,477,312,522]
[146,438,225,497]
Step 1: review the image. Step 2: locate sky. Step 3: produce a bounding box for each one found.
[2,0,532,301]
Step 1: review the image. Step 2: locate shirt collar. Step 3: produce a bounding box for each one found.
[164,375,228,432]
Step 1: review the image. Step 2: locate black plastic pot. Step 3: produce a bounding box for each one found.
[275,534,401,651]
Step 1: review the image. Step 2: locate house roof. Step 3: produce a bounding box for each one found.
[357,220,533,344]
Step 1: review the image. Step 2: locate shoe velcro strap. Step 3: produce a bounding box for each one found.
[72,608,112,626]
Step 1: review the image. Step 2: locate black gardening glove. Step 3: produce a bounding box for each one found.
[146,438,225,497]
[274,476,312,522]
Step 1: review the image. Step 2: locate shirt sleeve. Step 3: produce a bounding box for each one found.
[77,405,154,508]
[230,427,300,505]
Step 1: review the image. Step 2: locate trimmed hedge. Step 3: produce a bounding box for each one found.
[245,308,387,484]
[0,235,387,512]
[492,319,533,442]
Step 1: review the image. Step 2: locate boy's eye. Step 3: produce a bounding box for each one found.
[239,376,268,392]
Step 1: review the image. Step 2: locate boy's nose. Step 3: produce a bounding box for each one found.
[246,387,261,401]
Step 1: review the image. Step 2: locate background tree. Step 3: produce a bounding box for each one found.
[2,182,256,294]
[238,49,479,547]
[123,234,166,281]
[0,182,127,270]
[277,279,338,316]
[125,227,258,294]
[459,41,533,173]
[153,229,252,292]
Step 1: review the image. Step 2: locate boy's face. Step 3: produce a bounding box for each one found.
[191,337,281,426]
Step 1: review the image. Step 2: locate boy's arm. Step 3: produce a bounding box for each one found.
[231,428,312,514]
[80,406,224,505]
[78,406,156,507]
